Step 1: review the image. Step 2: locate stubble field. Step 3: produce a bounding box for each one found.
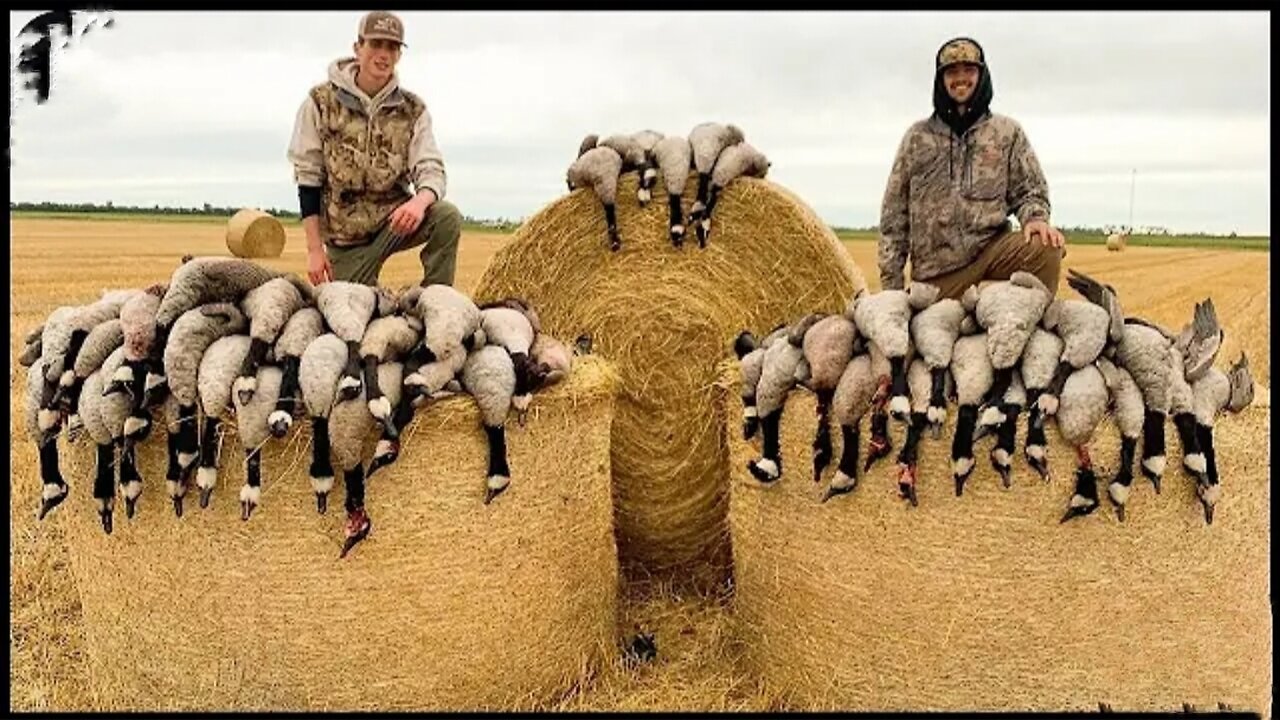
[9,216,1270,711]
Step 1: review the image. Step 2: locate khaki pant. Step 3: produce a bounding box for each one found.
[326,199,463,287]
[915,227,1065,300]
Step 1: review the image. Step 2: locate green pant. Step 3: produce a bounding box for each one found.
[327,199,463,287]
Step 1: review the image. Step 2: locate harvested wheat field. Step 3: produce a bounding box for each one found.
[9,216,1271,712]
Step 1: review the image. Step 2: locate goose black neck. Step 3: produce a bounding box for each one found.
[761,409,782,462]
[952,404,978,459]
[485,424,510,479]
[343,463,365,514]
[242,337,271,379]
[391,393,416,434]
[898,412,927,465]
[1048,361,1072,397]
[997,403,1020,451]
[38,439,63,487]
[889,357,908,399]
[362,355,382,401]
[165,429,181,481]
[278,356,302,408]
[119,442,141,485]
[989,366,1013,406]
[668,192,683,224]
[343,340,362,374]
[837,424,861,478]
[310,417,334,478]
[1116,436,1137,486]
[1074,465,1100,501]
[929,367,947,408]
[199,415,221,468]
[1195,423,1218,485]
[1173,412,1200,457]
[177,403,200,456]
[64,329,89,370]
[93,444,116,499]
[245,448,261,488]
[1141,410,1166,459]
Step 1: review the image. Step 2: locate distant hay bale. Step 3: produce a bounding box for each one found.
[717,365,1271,715]
[58,357,621,711]
[226,208,287,258]
[1106,232,1127,251]
[473,173,866,584]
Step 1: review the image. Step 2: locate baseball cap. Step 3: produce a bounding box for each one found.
[358,11,406,47]
[936,37,984,69]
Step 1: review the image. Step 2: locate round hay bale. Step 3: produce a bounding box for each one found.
[1106,233,1127,251]
[717,364,1271,715]
[473,173,866,583]
[58,357,621,711]
[226,208,287,258]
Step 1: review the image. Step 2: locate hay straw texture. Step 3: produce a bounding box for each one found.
[57,356,621,711]
[473,173,866,582]
[226,208,287,258]
[716,363,1272,716]
[1106,233,1127,252]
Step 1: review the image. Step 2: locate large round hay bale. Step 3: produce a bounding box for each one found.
[226,208,287,258]
[474,173,866,584]
[718,366,1271,715]
[1106,233,1127,251]
[58,357,621,711]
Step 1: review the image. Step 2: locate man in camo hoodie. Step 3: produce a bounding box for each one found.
[878,37,1066,298]
[288,11,462,288]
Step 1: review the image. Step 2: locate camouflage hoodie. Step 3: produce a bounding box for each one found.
[288,57,447,247]
[877,75,1051,290]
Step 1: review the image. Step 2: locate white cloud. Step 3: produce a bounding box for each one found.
[9,9,1271,234]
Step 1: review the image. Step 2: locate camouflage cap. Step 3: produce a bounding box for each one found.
[358,11,407,47]
[937,37,984,69]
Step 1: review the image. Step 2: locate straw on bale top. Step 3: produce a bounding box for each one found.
[717,364,1272,716]
[474,172,866,585]
[226,208,287,259]
[59,357,622,711]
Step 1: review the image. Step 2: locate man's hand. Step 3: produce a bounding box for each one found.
[307,247,334,286]
[1023,219,1065,249]
[388,193,434,239]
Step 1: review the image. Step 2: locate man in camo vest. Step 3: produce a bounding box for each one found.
[288,11,462,287]
[878,37,1066,299]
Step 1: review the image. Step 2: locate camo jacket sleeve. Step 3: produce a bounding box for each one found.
[1006,122,1050,227]
[877,127,914,291]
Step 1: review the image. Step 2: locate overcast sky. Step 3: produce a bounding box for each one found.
[9,10,1271,235]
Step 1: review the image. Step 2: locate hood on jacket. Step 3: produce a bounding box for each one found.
[931,37,993,137]
[328,57,402,109]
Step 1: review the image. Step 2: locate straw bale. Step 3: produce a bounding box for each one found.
[57,356,622,711]
[226,208,287,258]
[716,363,1271,716]
[1106,233,1127,252]
[473,172,866,583]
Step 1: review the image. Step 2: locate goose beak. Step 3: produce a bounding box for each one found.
[38,490,68,521]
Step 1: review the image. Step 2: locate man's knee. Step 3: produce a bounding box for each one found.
[1034,243,1064,293]
[429,200,462,245]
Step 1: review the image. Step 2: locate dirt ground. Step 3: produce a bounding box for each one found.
[8,218,1270,711]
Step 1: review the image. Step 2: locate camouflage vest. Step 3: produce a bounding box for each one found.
[310,82,425,246]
